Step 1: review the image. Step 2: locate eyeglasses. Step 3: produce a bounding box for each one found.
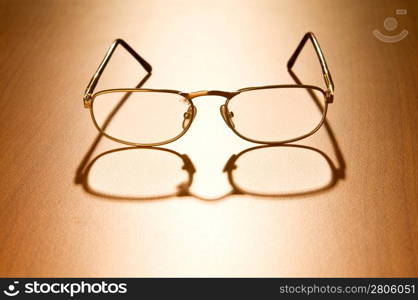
[83,32,334,146]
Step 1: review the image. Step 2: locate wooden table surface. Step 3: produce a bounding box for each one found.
[0,0,417,277]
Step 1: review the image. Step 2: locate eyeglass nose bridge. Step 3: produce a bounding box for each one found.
[181,90,239,100]
[180,90,238,129]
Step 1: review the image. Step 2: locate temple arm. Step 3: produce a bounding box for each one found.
[83,39,152,107]
[287,32,334,102]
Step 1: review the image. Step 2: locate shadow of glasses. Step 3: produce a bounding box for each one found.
[80,140,343,200]
[82,146,196,200]
[223,144,343,198]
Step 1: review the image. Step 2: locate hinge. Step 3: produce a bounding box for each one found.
[83,94,92,109]
[323,73,334,103]
[325,89,334,103]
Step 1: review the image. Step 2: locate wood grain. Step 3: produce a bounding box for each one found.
[0,0,417,277]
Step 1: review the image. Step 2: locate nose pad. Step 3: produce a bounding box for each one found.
[182,105,195,129]
[220,105,235,128]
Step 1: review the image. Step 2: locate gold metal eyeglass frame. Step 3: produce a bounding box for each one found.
[83,32,335,146]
